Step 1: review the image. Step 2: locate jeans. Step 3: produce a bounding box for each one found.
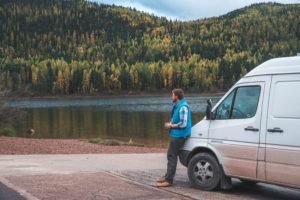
[165,137,185,183]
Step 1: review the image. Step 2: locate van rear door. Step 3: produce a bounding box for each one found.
[266,74,300,187]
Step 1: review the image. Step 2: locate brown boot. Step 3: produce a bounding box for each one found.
[157,181,172,187]
[156,177,166,183]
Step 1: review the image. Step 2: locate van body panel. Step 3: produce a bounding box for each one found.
[189,117,210,138]
[223,158,257,178]
[257,147,265,160]
[257,161,266,180]
[182,138,209,152]
[266,163,300,186]
[257,146,266,180]
[211,142,258,160]
[211,143,258,178]
[245,56,300,77]
[266,147,300,166]
[265,74,300,186]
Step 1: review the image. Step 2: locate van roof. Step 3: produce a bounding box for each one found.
[245,56,300,77]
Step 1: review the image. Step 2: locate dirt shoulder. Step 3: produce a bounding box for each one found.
[0,136,166,155]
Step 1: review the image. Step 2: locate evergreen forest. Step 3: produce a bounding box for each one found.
[0,0,299,95]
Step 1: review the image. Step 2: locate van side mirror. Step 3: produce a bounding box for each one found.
[206,99,215,120]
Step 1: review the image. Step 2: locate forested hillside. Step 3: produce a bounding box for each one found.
[0,0,299,95]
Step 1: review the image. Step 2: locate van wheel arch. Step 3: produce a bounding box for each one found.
[188,147,220,165]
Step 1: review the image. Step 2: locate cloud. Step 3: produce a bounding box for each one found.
[90,0,300,21]
[90,0,179,20]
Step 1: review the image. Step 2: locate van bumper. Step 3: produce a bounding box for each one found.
[179,150,191,167]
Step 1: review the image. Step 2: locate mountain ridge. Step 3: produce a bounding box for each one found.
[0,0,299,95]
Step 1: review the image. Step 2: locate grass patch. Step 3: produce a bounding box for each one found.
[0,128,16,137]
[88,138,100,144]
[88,138,144,147]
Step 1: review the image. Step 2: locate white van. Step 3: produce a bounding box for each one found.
[179,56,300,191]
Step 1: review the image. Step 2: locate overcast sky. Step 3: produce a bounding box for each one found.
[88,0,300,21]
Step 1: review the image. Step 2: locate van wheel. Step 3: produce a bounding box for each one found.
[188,153,220,191]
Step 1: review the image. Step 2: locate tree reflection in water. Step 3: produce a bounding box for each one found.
[14,107,205,148]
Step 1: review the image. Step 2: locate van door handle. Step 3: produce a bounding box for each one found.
[244,126,259,132]
[267,127,283,133]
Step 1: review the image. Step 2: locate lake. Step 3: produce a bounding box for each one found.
[6,95,222,148]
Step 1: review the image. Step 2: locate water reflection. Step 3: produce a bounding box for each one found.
[12,95,221,148]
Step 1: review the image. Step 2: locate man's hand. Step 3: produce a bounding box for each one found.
[164,122,171,129]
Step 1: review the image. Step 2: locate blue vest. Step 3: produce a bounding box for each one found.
[170,98,191,138]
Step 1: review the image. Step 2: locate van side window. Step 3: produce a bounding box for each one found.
[216,86,260,119]
[231,86,260,119]
[216,91,234,119]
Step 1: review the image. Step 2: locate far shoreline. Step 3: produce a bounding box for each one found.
[4,90,225,100]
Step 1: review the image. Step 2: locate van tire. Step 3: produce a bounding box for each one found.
[188,153,220,191]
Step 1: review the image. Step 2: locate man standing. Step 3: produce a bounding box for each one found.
[157,88,191,187]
